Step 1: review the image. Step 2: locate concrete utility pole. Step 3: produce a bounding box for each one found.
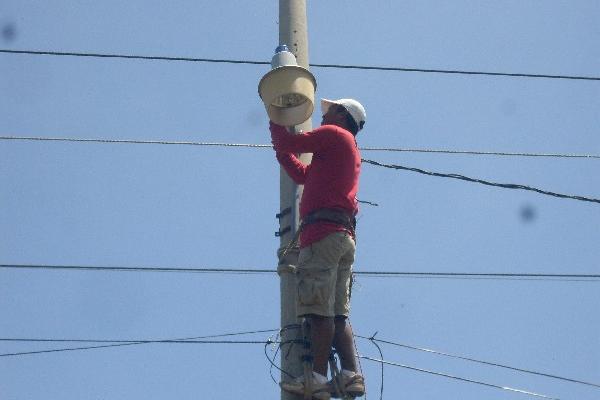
[277,1,313,399]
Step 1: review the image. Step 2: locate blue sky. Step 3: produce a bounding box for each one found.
[1,1,599,399]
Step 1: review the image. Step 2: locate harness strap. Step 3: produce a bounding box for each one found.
[279,208,356,262]
[302,208,356,235]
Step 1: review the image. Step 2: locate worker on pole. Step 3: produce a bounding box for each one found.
[271,98,367,400]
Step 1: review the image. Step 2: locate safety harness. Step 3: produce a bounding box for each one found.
[302,208,356,236]
[279,208,356,262]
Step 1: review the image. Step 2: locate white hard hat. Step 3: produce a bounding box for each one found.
[321,98,366,131]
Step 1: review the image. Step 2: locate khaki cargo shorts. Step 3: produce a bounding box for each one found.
[296,231,356,318]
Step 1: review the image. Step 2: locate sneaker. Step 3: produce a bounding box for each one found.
[280,375,331,400]
[329,373,365,398]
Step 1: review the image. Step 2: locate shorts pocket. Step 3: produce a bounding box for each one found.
[297,270,328,306]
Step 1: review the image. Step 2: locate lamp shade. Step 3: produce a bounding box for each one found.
[258,65,317,126]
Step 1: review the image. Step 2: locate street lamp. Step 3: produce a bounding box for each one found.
[258,45,317,126]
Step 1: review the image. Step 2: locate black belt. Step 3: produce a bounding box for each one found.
[302,208,356,233]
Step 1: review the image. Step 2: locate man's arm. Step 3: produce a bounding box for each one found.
[270,121,330,154]
[275,152,310,184]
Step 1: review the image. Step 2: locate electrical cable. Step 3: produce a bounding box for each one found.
[0,329,279,345]
[2,328,588,399]
[362,158,600,205]
[357,199,379,207]
[363,332,385,400]
[266,332,283,384]
[0,264,275,274]
[0,135,273,148]
[360,356,558,400]
[0,328,277,358]
[354,271,600,282]
[0,340,275,358]
[2,264,599,281]
[264,338,297,381]
[356,334,600,389]
[3,136,600,204]
[359,146,600,160]
[2,135,599,160]
[1,48,599,81]
[4,329,598,390]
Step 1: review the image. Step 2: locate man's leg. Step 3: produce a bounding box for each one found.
[296,233,349,378]
[333,316,365,398]
[307,314,335,376]
[332,316,357,372]
[334,233,358,372]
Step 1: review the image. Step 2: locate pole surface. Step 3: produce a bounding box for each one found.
[277,1,313,399]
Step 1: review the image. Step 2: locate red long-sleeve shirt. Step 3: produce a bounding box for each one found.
[270,123,361,247]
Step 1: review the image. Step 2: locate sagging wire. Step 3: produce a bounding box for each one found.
[361,332,384,400]
[264,324,304,384]
[265,333,283,384]
[362,158,600,205]
[357,199,379,207]
[3,135,599,205]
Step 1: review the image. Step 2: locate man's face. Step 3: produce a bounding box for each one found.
[321,104,348,127]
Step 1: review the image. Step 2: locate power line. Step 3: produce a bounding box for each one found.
[3,135,599,160]
[0,329,278,344]
[0,135,272,148]
[356,334,600,389]
[362,158,600,205]
[5,135,599,204]
[0,264,275,274]
[266,329,561,399]
[2,48,599,81]
[0,328,277,358]
[0,340,272,358]
[0,48,270,66]
[360,146,600,160]
[2,264,599,281]
[360,356,558,400]
[2,329,587,399]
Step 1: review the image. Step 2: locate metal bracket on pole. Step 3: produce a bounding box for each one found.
[276,207,292,220]
[275,226,292,237]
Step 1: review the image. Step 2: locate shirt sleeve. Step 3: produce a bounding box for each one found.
[275,151,310,184]
[270,122,333,154]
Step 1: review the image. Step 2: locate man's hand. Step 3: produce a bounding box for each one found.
[269,121,288,151]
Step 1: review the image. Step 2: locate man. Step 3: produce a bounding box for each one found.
[271,98,367,400]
